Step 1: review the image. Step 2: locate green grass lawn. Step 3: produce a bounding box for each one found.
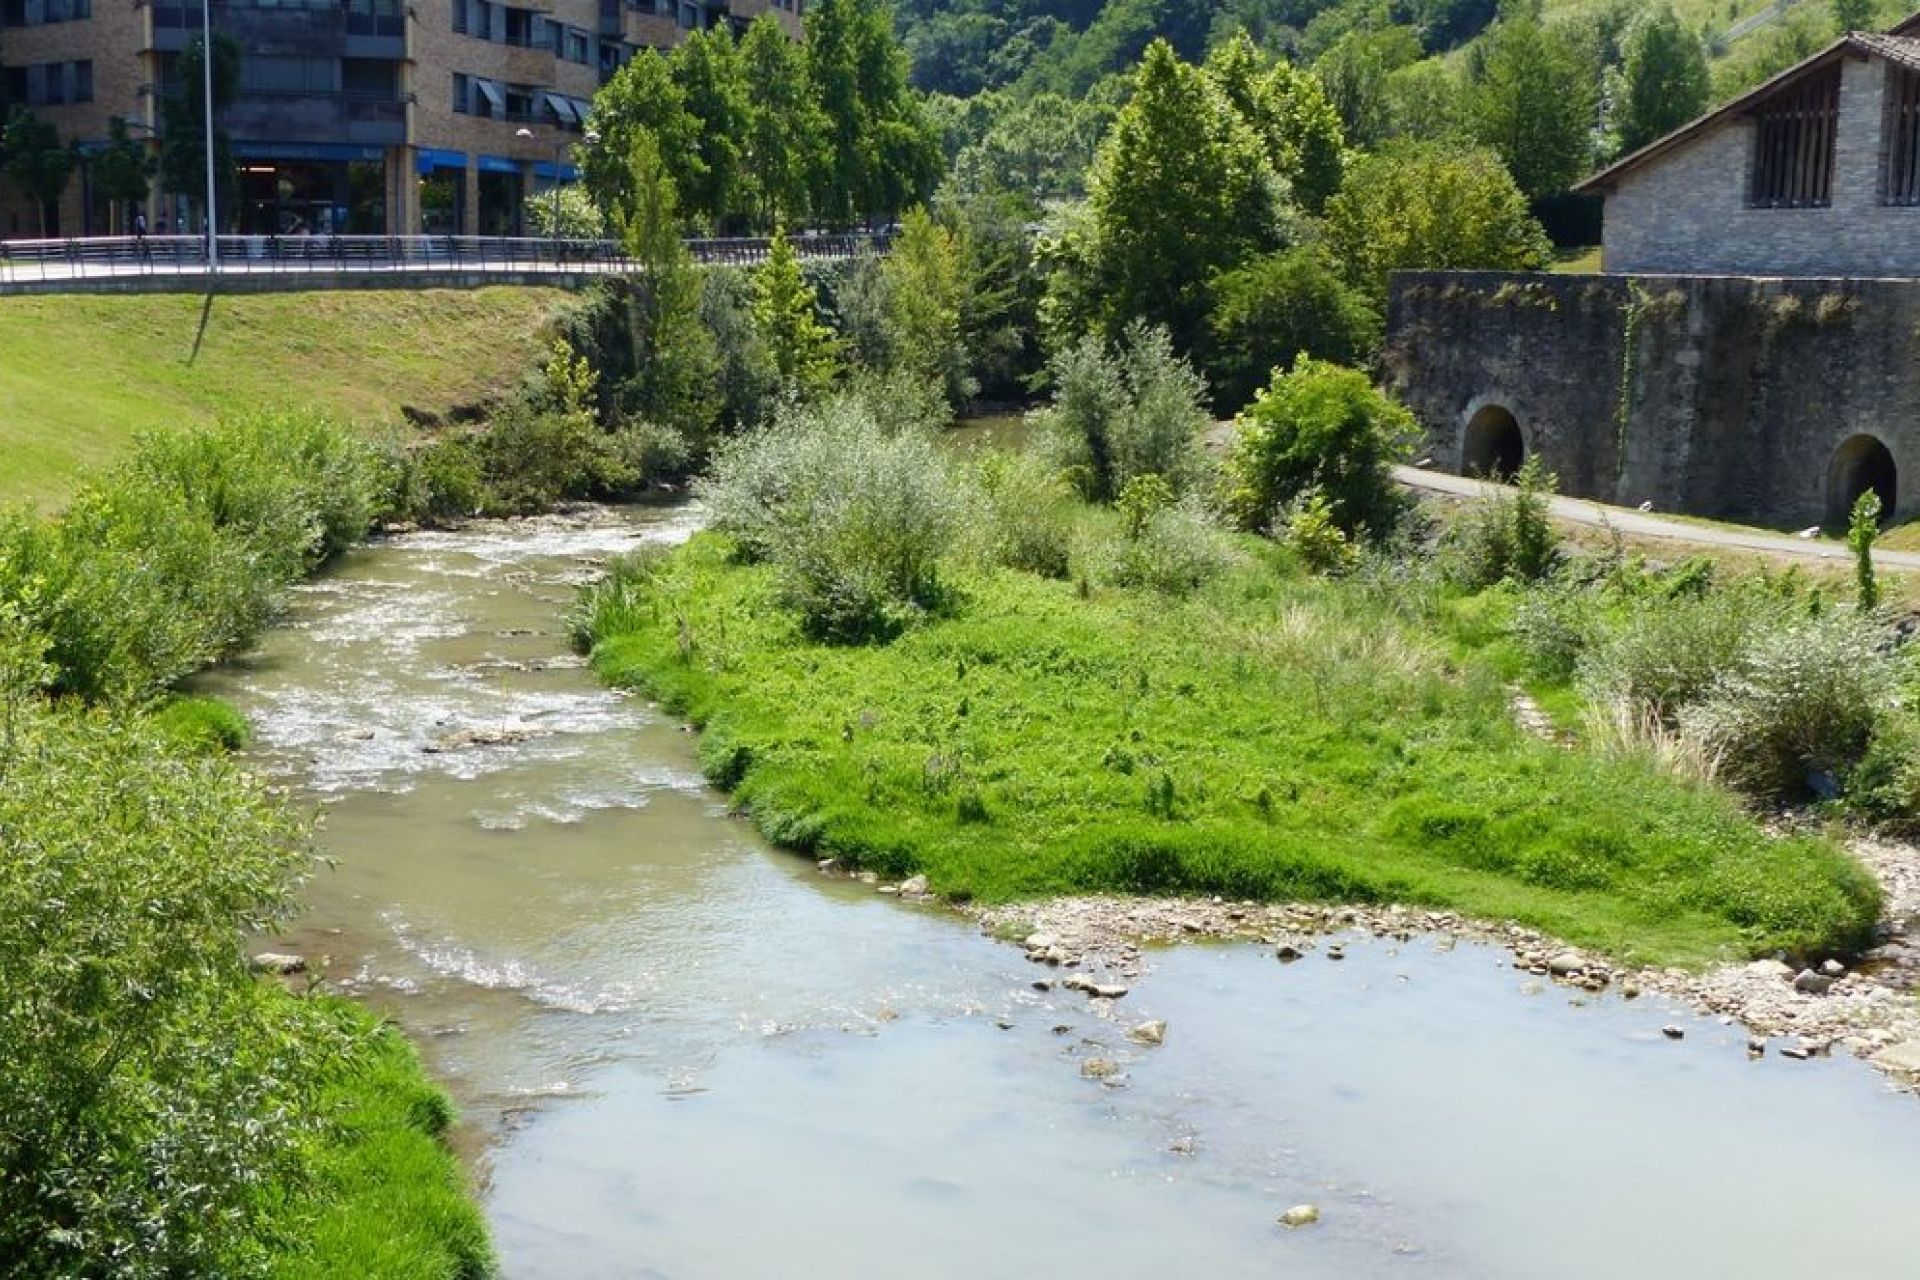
[0,286,574,507]
[586,532,1880,969]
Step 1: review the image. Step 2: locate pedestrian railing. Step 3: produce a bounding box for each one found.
[0,232,888,284]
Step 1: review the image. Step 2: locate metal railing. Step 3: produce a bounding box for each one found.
[0,232,889,284]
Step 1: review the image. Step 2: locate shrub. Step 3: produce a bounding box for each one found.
[152,694,252,753]
[1440,457,1561,588]
[1224,357,1414,537]
[1681,610,1895,798]
[1850,488,1882,610]
[474,403,634,515]
[1206,244,1382,413]
[1283,486,1357,575]
[0,700,351,1276]
[1034,321,1211,504]
[1508,583,1593,682]
[567,545,674,653]
[1843,716,1920,831]
[699,395,967,640]
[1579,585,1790,720]
[1105,497,1239,596]
[972,451,1074,579]
[391,437,489,523]
[701,266,783,431]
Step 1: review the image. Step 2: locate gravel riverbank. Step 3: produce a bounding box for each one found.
[939,832,1920,1090]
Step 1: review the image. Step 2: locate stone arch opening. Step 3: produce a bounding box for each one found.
[1827,434,1897,526]
[1462,405,1524,479]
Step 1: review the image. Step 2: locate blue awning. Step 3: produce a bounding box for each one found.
[532,161,580,182]
[476,153,521,174]
[416,147,465,174]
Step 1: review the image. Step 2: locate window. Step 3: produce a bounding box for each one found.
[245,56,341,95]
[505,87,534,120]
[452,0,466,33]
[473,0,492,39]
[343,58,396,100]
[1889,65,1920,205]
[40,64,62,105]
[1749,63,1840,208]
[72,59,91,102]
[503,6,533,45]
[452,71,470,113]
[566,29,589,63]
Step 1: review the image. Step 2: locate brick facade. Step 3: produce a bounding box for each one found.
[1600,54,1920,276]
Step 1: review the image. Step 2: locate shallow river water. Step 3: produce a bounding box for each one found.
[202,504,1920,1279]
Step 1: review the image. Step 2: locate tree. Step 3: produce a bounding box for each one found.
[2,109,75,236]
[89,117,155,234]
[612,132,720,436]
[880,206,973,406]
[752,225,840,393]
[1206,245,1382,414]
[1323,143,1551,303]
[158,34,241,232]
[1313,24,1423,147]
[1083,39,1279,353]
[582,51,701,229]
[673,27,752,230]
[741,14,822,228]
[805,0,941,224]
[1613,7,1710,156]
[1833,0,1876,33]
[1204,33,1349,213]
[1465,16,1596,198]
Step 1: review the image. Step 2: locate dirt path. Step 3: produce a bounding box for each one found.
[1395,465,1920,571]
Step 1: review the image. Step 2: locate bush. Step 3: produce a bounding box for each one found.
[1282,486,1357,575]
[1579,585,1790,720]
[972,451,1074,579]
[1508,584,1593,682]
[699,394,967,640]
[0,700,348,1275]
[390,437,488,523]
[152,694,251,753]
[702,266,783,431]
[567,545,674,653]
[1103,496,1238,596]
[1035,321,1211,504]
[1223,357,1414,537]
[1681,610,1895,798]
[1439,457,1561,588]
[1206,244,1382,414]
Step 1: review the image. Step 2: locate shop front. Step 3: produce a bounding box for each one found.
[234,143,390,236]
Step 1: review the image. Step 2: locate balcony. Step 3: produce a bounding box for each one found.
[226,90,406,146]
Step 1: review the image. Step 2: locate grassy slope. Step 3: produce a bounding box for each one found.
[590,532,1880,968]
[268,1000,492,1280]
[0,286,573,507]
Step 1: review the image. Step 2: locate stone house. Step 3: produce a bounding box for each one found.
[1385,14,1920,528]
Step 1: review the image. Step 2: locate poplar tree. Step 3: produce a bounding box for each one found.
[751,225,840,393]
[1613,7,1710,156]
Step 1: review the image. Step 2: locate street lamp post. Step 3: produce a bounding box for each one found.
[200,0,217,273]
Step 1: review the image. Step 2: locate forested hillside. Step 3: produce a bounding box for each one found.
[901,0,1909,206]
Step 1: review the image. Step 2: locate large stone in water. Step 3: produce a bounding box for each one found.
[1872,1040,1920,1076]
[1278,1205,1320,1228]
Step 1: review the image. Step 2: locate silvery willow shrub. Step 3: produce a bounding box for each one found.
[1680,609,1896,798]
[1035,321,1211,504]
[699,393,966,640]
[971,450,1074,579]
[1578,585,1792,721]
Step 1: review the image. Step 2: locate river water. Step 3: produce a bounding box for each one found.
[202,503,1920,1279]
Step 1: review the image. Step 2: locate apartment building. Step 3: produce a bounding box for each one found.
[0,0,803,237]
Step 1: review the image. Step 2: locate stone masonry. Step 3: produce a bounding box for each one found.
[1384,270,1920,528]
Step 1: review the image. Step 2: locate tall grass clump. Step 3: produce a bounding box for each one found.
[1578,584,1791,720]
[972,450,1075,579]
[1440,456,1560,588]
[1034,321,1210,504]
[699,390,966,641]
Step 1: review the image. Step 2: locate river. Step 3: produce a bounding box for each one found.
[199,502,1920,1279]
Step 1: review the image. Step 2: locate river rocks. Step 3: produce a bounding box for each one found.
[1661,1025,1684,1040]
[1129,1019,1167,1046]
[1275,941,1304,962]
[1278,1205,1321,1229]
[424,725,544,753]
[1080,1057,1121,1080]
[1780,1044,1812,1061]
[1092,982,1131,1000]
[1871,1040,1920,1075]
[1821,959,1847,978]
[251,951,306,975]
[1324,945,1345,961]
[1793,969,1834,996]
[899,874,931,898]
[1062,973,1097,994]
[1747,1035,1767,1057]
[1548,952,1585,977]
[1746,959,1794,982]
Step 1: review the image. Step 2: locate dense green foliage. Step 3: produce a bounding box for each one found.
[1034,322,1212,503]
[0,418,488,1278]
[1613,7,1712,156]
[1223,357,1414,535]
[1205,245,1381,411]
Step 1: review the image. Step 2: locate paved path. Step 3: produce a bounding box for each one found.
[1394,465,1920,571]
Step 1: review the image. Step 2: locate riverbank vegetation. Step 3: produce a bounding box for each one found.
[572,356,1898,967]
[0,414,490,1277]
